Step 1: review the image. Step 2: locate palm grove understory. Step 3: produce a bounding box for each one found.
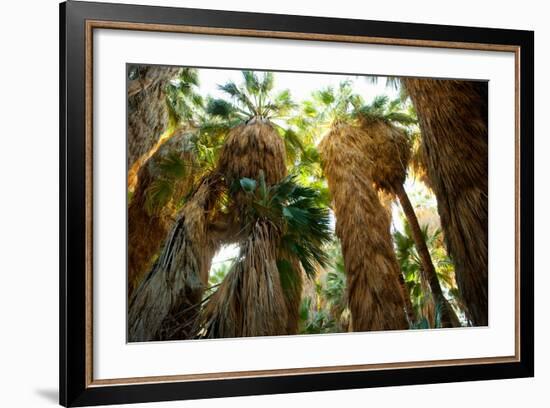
[126,66,488,342]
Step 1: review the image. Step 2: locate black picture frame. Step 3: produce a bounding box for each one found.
[60,1,534,406]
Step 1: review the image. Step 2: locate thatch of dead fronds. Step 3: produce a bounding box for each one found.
[217,120,287,187]
[127,66,180,169]
[128,175,225,342]
[359,117,459,327]
[198,220,289,338]
[127,129,198,297]
[319,123,409,331]
[403,78,488,326]
[409,136,433,190]
[357,117,411,192]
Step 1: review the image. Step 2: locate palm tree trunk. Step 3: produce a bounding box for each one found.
[198,220,289,338]
[403,78,488,326]
[319,124,409,331]
[128,175,223,341]
[396,263,416,324]
[127,66,180,170]
[196,120,291,338]
[378,190,416,325]
[395,183,460,328]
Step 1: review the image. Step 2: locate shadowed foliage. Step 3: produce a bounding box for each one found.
[298,243,351,334]
[127,129,197,297]
[403,78,488,326]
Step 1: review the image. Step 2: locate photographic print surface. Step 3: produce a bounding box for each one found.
[127,65,488,343]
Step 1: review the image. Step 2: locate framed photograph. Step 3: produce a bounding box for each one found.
[60,1,534,406]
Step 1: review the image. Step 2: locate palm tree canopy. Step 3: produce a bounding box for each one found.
[206,71,296,122]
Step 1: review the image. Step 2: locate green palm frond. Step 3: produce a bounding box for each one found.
[305,81,357,129]
[280,128,305,164]
[218,80,241,99]
[165,68,203,124]
[354,94,417,127]
[236,172,333,279]
[242,70,261,95]
[364,75,401,91]
[205,98,240,119]
[178,67,200,86]
[267,90,296,117]
[158,152,187,178]
[218,80,257,114]
[212,71,296,123]
[386,111,417,126]
[144,178,173,215]
[371,94,389,111]
[313,87,336,107]
[260,71,275,93]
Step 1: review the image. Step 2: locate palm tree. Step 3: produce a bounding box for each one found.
[197,71,331,337]
[353,94,460,328]
[197,174,331,338]
[208,71,295,186]
[313,83,410,331]
[127,65,181,171]
[402,78,488,326]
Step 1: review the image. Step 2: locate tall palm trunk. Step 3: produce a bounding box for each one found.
[198,220,289,338]
[127,66,180,170]
[128,175,224,341]
[378,190,416,324]
[200,119,298,337]
[319,124,409,331]
[403,78,488,326]
[358,117,459,327]
[127,129,196,297]
[395,183,460,328]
